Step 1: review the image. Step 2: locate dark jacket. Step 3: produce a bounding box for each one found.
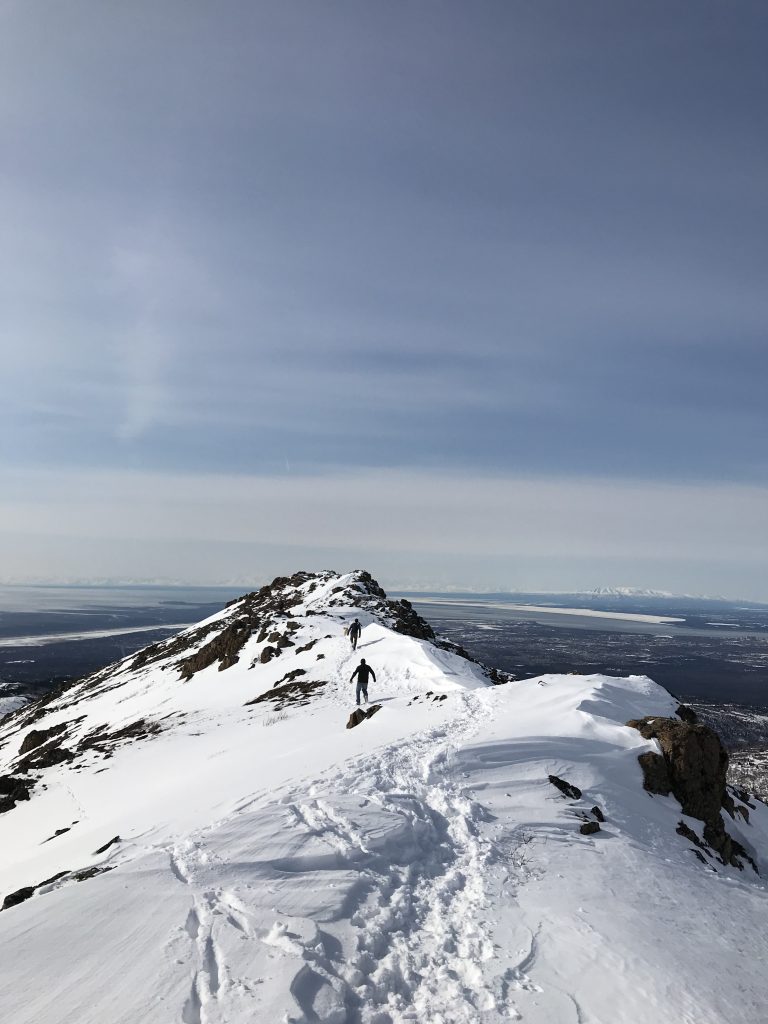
[351,662,375,685]
[349,620,362,639]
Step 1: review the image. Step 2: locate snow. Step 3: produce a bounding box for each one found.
[414,598,684,624]
[0,622,191,647]
[0,570,766,1024]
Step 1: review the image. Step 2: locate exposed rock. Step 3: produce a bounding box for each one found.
[178,619,253,680]
[580,821,600,835]
[129,621,220,673]
[16,742,75,774]
[2,885,37,910]
[18,723,67,756]
[590,806,605,822]
[0,775,33,815]
[295,639,318,655]
[71,865,115,883]
[2,871,70,911]
[675,704,699,725]
[77,718,162,759]
[259,646,279,664]
[390,598,435,641]
[246,680,327,711]
[637,751,672,796]
[273,669,307,688]
[93,835,120,855]
[629,716,758,873]
[702,821,758,873]
[627,716,727,820]
[42,827,72,843]
[346,704,383,730]
[548,775,582,800]
[676,820,708,852]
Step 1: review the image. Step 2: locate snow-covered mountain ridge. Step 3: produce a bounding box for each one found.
[0,569,766,1024]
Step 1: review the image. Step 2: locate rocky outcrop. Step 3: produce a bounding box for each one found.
[628,717,727,821]
[246,679,327,711]
[76,718,162,760]
[178,619,253,680]
[1,865,114,912]
[346,705,383,730]
[548,774,582,800]
[628,715,757,872]
[18,723,68,756]
[0,775,33,815]
[580,821,600,836]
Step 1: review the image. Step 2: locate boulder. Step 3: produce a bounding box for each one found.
[627,716,727,821]
[580,821,600,836]
[259,646,278,664]
[548,775,582,800]
[346,704,383,730]
[590,805,605,822]
[629,716,759,873]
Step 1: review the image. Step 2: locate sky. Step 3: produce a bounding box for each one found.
[1,2,767,597]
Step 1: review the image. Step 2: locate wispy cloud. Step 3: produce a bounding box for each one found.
[0,2,766,591]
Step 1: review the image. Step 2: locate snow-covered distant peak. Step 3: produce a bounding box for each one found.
[0,569,767,1024]
[590,586,676,598]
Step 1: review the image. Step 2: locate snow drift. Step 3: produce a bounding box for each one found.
[0,569,766,1024]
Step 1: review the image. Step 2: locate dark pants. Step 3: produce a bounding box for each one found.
[351,633,359,650]
[356,681,368,705]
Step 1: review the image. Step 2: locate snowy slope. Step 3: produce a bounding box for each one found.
[0,570,766,1024]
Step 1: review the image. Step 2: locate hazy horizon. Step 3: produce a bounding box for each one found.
[2,3,766,600]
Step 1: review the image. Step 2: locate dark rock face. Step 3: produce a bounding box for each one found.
[676,820,707,850]
[93,835,120,855]
[0,775,33,815]
[637,751,672,796]
[259,646,279,664]
[580,821,600,836]
[548,775,582,800]
[2,885,37,910]
[178,620,253,680]
[629,715,758,873]
[16,742,75,774]
[628,717,728,821]
[675,704,699,725]
[77,718,162,760]
[18,723,67,756]
[246,679,327,711]
[346,705,383,730]
[590,806,605,822]
[2,871,69,911]
[273,669,307,688]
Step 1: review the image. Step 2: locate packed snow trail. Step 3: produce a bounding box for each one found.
[159,687,502,1024]
[290,688,499,1023]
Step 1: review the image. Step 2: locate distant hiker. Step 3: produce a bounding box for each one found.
[348,618,362,651]
[350,658,376,706]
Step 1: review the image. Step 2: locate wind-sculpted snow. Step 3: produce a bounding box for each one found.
[0,570,766,1023]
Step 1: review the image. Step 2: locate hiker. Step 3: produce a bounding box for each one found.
[348,618,362,651]
[350,658,376,706]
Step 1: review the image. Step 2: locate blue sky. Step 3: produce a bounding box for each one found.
[1,2,767,596]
